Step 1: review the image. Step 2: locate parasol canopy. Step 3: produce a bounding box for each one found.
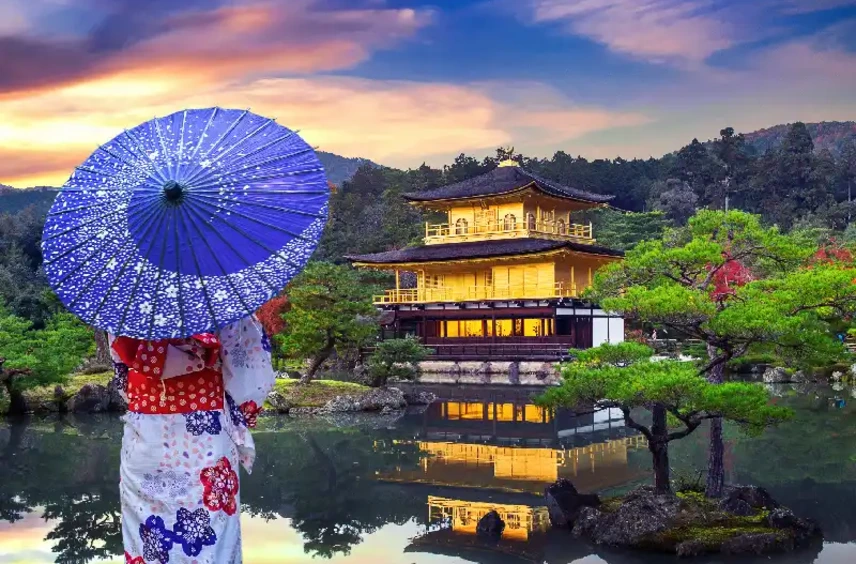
[42,107,329,340]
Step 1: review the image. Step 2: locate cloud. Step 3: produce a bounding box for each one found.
[0,0,434,96]
[0,72,649,187]
[525,0,737,66]
[521,0,856,67]
[778,0,856,14]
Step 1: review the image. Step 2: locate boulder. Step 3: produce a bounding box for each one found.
[402,390,437,406]
[476,510,505,540]
[720,498,754,516]
[545,479,601,529]
[66,384,112,413]
[720,485,779,512]
[766,507,820,544]
[762,367,792,383]
[266,392,293,413]
[572,486,680,546]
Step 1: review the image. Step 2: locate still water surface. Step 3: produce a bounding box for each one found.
[1,383,854,564]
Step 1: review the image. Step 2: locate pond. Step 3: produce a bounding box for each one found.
[1,383,855,564]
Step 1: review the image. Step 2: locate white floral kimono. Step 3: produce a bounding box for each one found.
[109,316,275,564]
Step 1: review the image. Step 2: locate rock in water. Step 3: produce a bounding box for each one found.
[545,479,601,529]
[66,384,111,413]
[766,507,820,544]
[476,510,505,540]
[572,486,679,546]
[570,485,820,557]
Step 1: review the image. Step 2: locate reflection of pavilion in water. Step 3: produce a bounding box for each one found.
[386,399,648,494]
[427,495,549,541]
[390,397,649,561]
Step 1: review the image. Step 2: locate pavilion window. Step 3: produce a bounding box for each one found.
[557,218,566,235]
[526,212,536,230]
[503,214,517,231]
[455,217,469,234]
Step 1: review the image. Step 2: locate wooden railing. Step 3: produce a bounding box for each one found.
[425,219,593,245]
[373,282,579,304]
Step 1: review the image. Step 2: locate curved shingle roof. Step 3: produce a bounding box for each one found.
[403,165,613,204]
[346,238,623,264]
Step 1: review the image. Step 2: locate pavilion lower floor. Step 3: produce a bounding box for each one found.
[378,302,623,361]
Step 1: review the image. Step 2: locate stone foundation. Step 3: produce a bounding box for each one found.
[418,360,560,386]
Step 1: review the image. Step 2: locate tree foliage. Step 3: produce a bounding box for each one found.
[0,304,93,413]
[539,343,791,494]
[366,337,431,387]
[590,209,856,496]
[280,262,380,384]
[255,294,290,337]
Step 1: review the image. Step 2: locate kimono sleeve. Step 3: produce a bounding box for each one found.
[219,315,275,427]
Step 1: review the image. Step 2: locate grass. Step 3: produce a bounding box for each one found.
[268,379,370,409]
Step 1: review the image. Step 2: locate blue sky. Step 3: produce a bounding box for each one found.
[0,0,855,186]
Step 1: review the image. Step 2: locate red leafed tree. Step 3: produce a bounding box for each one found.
[809,241,854,265]
[256,295,290,336]
[709,252,753,301]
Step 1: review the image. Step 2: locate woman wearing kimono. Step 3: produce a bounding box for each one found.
[109,315,275,564]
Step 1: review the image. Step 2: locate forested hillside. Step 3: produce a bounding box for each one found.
[316,122,856,262]
[743,121,856,156]
[2,121,855,328]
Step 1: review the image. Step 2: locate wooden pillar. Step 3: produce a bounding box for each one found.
[588,267,593,287]
[571,266,576,296]
[395,269,400,290]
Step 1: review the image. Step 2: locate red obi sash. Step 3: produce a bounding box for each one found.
[112,334,224,414]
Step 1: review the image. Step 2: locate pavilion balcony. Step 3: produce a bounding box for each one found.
[373,282,579,305]
[424,219,593,245]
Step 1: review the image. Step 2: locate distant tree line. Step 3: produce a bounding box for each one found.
[316,123,856,262]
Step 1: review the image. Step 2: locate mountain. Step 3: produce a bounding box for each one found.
[742,121,856,155]
[316,151,378,186]
[0,185,59,215]
[0,151,378,216]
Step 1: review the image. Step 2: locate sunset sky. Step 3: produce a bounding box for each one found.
[1,0,855,187]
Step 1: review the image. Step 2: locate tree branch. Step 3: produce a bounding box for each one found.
[621,407,653,441]
[667,419,701,441]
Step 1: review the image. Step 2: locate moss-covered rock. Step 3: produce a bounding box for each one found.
[569,485,820,558]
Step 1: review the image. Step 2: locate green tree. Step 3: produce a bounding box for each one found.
[280,262,380,385]
[366,337,431,387]
[0,305,93,414]
[583,208,667,251]
[539,343,790,495]
[712,127,751,211]
[669,138,722,204]
[649,178,698,225]
[591,210,856,497]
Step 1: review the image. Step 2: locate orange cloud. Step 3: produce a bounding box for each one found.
[0,73,650,187]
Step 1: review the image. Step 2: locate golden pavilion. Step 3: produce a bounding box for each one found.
[347,159,625,359]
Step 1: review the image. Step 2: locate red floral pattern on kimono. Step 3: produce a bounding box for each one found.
[201,457,240,515]
[239,401,260,428]
[125,552,144,564]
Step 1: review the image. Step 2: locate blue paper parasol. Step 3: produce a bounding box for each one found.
[42,107,329,339]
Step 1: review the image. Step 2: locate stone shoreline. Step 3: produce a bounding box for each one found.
[5,378,436,416]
